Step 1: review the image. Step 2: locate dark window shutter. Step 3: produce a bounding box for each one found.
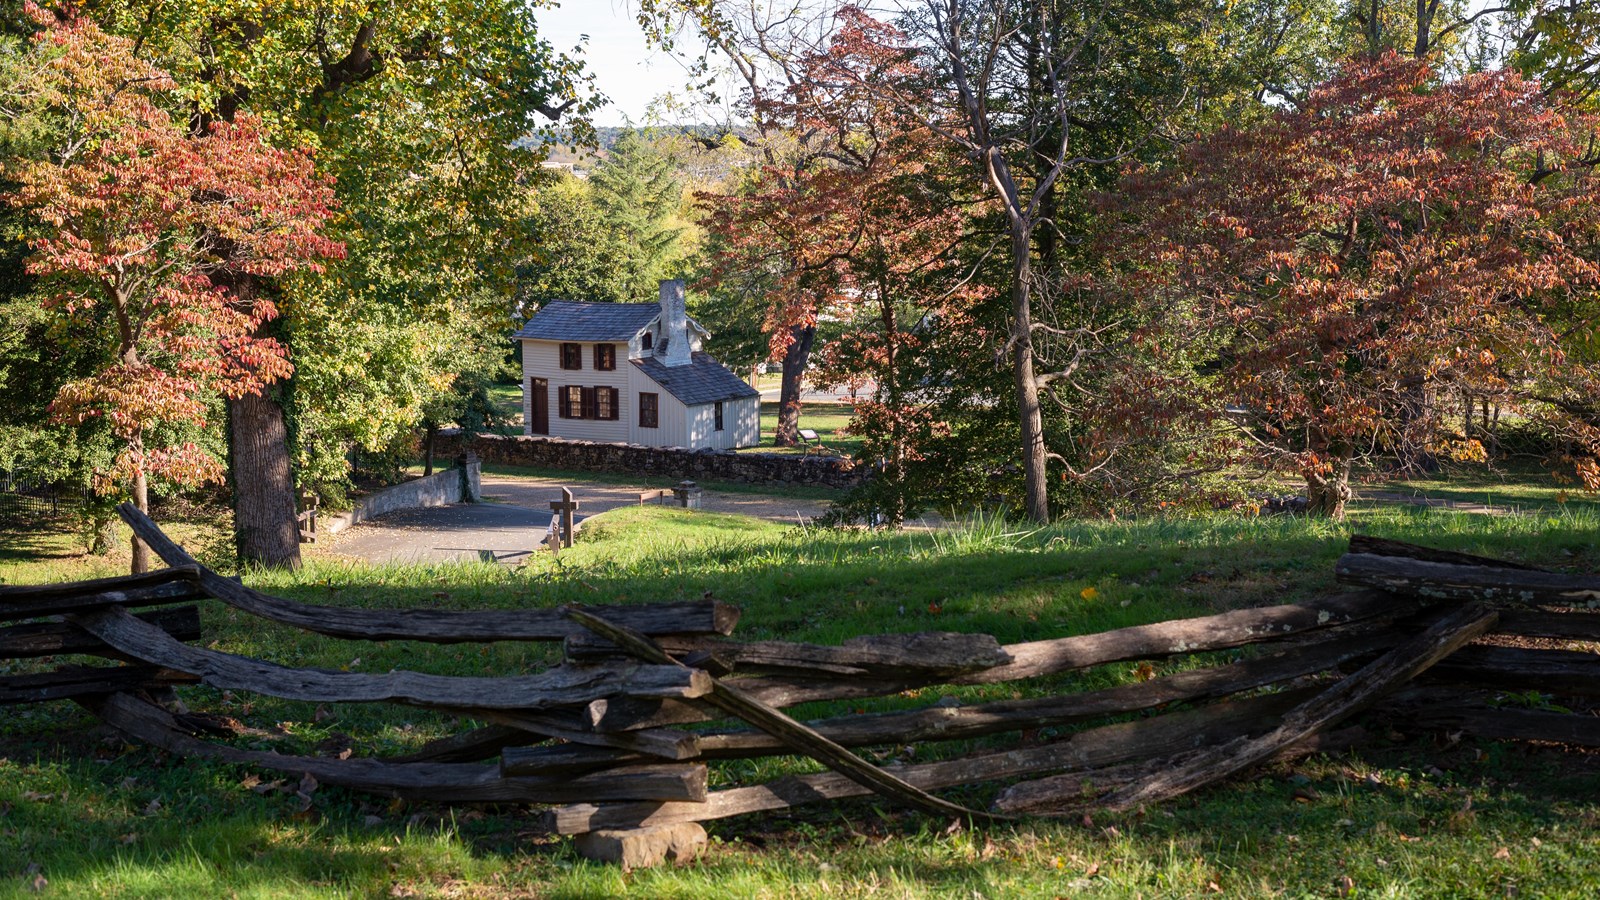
[557,386,570,419]
[561,343,583,370]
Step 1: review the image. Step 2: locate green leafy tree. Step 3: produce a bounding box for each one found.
[588,131,690,294]
[520,132,691,307]
[67,0,600,567]
[6,9,342,570]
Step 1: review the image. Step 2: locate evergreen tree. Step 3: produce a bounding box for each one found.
[590,131,689,296]
[520,131,691,306]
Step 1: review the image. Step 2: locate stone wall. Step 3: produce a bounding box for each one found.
[323,456,482,535]
[441,433,861,489]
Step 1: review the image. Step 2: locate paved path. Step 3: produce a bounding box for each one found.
[320,474,831,565]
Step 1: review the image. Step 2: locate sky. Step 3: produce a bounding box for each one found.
[535,2,691,126]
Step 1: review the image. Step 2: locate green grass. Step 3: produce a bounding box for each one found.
[1362,462,1600,515]
[747,400,863,458]
[5,503,1600,896]
[485,382,523,427]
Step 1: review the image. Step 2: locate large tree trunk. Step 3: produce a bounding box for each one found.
[773,323,816,448]
[1306,457,1353,521]
[1010,233,1049,524]
[229,387,301,570]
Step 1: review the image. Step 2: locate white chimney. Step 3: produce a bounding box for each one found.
[659,279,692,368]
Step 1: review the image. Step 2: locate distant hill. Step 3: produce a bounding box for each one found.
[519,124,754,165]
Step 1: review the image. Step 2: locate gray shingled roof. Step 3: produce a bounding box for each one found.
[633,352,761,406]
[516,301,660,341]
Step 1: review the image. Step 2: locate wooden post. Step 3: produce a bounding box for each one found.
[550,487,579,548]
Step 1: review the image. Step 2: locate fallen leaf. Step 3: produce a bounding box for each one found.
[142,799,162,816]
[1336,874,1354,897]
[1080,586,1099,601]
[1493,846,1511,860]
[21,791,52,803]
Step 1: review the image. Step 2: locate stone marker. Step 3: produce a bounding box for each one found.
[573,822,708,870]
[673,480,703,510]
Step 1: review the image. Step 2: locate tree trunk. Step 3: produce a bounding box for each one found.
[1395,378,1437,473]
[879,289,906,526]
[773,323,815,448]
[89,511,118,556]
[423,422,438,477]
[1414,0,1433,58]
[130,460,150,575]
[1306,457,1353,520]
[229,387,301,570]
[1010,232,1049,524]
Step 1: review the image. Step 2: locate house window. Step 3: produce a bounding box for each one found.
[595,343,616,371]
[560,385,584,418]
[596,386,618,420]
[640,392,659,428]
[560,343,583,370]
[559,386,617,420]
[714,401,724,432]
[641,332,653,351]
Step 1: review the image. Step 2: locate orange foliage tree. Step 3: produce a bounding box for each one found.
[699,10,987,521]
[6,8,342,570]
[1113,53,1600,518]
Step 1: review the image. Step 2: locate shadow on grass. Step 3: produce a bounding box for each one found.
[7,504,1600,895]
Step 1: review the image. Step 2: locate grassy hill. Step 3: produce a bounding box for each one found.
[4,504,1600,897]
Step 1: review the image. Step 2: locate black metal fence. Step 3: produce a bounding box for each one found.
[0,474,82,522]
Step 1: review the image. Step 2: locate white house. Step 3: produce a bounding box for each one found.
[515,280,761,450]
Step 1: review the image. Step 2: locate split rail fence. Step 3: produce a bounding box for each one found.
[4,508,1599,838]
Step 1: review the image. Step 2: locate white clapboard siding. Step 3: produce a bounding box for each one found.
[521,340,632,442]
[627,363,690,448]
[686,395,760,450]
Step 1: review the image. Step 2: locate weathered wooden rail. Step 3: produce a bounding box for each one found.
[3,503,1599,867]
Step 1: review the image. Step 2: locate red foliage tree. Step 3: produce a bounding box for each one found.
[699,10,984,461]
[1113,56,1600,515]
[699,10,987,521]
[1113,54,1600,518]
[1115,53,1600,518]
[7,8,343,570]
